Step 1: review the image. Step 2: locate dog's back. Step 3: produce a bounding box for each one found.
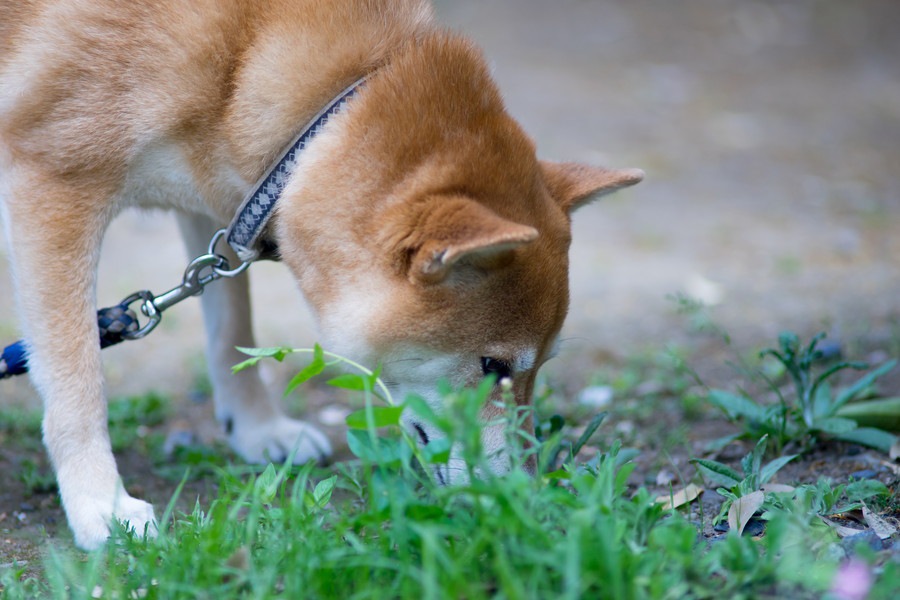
[0,0,433,213]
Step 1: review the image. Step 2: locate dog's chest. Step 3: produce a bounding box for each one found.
[119,140,245,218]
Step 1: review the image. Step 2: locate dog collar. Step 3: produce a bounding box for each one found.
[225,77,366,262]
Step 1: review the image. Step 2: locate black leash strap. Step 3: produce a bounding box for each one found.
[1,303,139,379]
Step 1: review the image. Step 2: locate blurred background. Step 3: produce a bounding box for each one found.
[2,0,899,409]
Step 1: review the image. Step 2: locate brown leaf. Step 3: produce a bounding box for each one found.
[760,483,795,493]
[820,516,864,538]
[862,503,897,540]
[878,459,900,476]
[655,484,704,510]
[728,490,765,535]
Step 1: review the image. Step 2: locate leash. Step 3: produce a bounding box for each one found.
[0,77,365,380]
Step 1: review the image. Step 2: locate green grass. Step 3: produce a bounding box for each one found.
[1,441,871,600]
[1,346,898,599]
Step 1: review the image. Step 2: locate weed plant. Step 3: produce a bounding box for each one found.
[707,332,898,454]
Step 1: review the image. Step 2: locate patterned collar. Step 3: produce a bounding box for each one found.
[225,77,366,262]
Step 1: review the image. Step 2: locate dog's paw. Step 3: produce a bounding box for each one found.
[66,489,157,551]
[229,416,332,465]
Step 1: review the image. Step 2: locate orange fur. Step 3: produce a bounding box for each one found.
[0,0,642,549]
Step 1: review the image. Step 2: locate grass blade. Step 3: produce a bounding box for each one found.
[571,411,607,457]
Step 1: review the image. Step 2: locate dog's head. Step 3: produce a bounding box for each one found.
[273,34,642,482]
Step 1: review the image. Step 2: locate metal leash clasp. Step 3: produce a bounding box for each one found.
[120,229,251,340]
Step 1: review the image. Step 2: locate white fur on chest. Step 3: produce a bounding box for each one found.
[118,141,245,218]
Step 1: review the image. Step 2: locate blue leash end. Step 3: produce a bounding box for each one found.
[0,340,28,379]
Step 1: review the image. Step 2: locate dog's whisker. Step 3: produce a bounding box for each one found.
[383,356,426,366]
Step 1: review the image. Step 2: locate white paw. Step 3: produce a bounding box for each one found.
[64,487,157,551]
[229,415,332,465]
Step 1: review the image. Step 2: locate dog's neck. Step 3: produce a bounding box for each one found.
[225,77,367,263]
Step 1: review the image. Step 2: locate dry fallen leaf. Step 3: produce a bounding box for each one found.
[760,483,795,493]
[878,459,900,476]
[862,503,897,540]
[728,490,765,536]
[655,484,704,510]
[820,516,864,538]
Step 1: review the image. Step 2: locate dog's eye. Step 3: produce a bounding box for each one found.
[481,357,511,381]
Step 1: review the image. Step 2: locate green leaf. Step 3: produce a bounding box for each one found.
[543,469,572,481]
[835,360,897,408]
[405,394,438,422]
[615,448,641,468]
[812,382,833,419]
[834,427,899,454]
[422,438,451,464]
[759,454,797,485]
[571,412,607,456]
[232,356,263,373]
[233,346,296,373]
[312,476,337,507]
[284,344,326,396]
[327,371,379,392]
[691,459,743,488]
[254,463,279,504]
[813,417,859,435]
[236,346,295,360]
[704,433,744,453]
[845,479,889,503]
[345,406,404,430]
[404,504,447,522]
[744,435,768,478]
[708,390,765,422]
[548,414,565,436]
[778,331,799,354]
[837,397,900,432]
[346,430,404,464]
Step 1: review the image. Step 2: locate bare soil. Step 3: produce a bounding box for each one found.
[2,0,899,576]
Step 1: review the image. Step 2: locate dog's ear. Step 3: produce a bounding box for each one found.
[541,161,644,214]
[386,195,538,284]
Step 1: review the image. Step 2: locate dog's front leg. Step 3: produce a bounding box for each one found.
[176,213,331,465]
[3,179,156,550]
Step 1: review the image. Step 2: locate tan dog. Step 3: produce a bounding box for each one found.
[0,0,642,549]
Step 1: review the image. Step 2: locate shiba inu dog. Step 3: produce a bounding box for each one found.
[0,0,642,550]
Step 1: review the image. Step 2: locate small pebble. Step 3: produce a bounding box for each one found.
[635,380,665,397]
[655,469,676,486]
[866,350,889,365]
[163,429,196,457]
[319,405,351,426]
[577,386,614,408]
[840,530,885,554]
[815,340,843,361]
[849,470,879,480]
[188,390,209,404]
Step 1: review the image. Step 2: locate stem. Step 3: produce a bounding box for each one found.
[287,347,396,405]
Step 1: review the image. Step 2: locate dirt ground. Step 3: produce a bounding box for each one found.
[1,0,899,570]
